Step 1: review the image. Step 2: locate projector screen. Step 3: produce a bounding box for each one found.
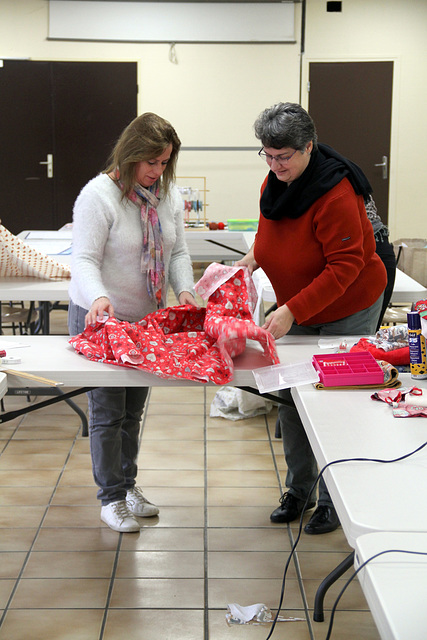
[48,1,295,43]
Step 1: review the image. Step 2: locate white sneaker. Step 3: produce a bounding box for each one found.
[101,500,140,532]
[126,486,159,517]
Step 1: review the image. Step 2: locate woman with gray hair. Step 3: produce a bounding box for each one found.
[236,102,387,534]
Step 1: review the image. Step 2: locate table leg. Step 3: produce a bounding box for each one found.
[205,238,246,257]
[313,551,354,622]
[40,301,50,334]
[2,387,92,437]
[31,302,51,334]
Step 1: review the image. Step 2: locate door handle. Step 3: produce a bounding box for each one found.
[374,155,388,180]
[39,153,53,178]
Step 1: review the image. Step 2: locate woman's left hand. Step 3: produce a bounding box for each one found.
[178,291,199,307]
[262,304,295,340]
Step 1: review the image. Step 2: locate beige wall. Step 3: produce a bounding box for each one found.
[1,0,426,239]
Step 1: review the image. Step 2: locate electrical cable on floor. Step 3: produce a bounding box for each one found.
[264,439,427,640]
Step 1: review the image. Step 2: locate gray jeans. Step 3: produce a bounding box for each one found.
[68,299,149,505]
[278,294,383,508]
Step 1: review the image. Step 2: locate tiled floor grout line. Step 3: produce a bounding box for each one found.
[264,410,285,498]
[0,401,34,451]
[267,409,315,639]
[94,388,152,640]
[139,386,210,635]
[98,534,123,640]
[97,386,153,638]
[287,523,316,640]
[0,410,86,630]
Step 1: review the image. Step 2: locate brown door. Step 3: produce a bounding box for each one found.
[308,61,393,224]
[0,60,137,234]
[0,61,54,233]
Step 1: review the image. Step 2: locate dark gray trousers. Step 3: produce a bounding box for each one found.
[68,299,149,505]
[278,294,383,508]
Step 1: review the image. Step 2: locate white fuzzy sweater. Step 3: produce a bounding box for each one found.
[69,174,195,322]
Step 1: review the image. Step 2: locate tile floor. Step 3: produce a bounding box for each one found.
[0,302,381,640]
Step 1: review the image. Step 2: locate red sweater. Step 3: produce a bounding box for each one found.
[254,176,387,326]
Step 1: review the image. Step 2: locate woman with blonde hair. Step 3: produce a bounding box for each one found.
[69,113,196,532]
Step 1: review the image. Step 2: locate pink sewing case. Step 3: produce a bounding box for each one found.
[312,352,383,387]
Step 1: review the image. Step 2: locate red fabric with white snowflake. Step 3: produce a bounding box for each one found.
[69,263,279,384]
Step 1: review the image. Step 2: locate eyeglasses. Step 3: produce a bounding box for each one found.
[258,148,298,164]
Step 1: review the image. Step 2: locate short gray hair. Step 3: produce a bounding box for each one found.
[254,102,318,151]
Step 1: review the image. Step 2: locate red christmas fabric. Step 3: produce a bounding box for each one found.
[69,263,279,384]
[350,338,410,365]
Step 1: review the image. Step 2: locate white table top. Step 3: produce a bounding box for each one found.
[355,532,427,640]
[0,334,286,389]
[18,228,255,264]
[0,276,70,302]
[0,333,334,392]
[292,373,427,548]
[184,230,254,261]
[392,268,427,303]
[17,229,72,264]
[18,230,72,241]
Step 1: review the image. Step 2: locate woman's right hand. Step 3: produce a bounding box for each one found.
[262,304,295,340]
[85,296,115,328]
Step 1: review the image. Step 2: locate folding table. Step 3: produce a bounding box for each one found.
[1,229,71,334]
[355,532,427,640]
[0,334,291,437]
[293,372,427,623]
[0,276,70,334]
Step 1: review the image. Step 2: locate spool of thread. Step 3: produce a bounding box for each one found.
[407,311,427,379]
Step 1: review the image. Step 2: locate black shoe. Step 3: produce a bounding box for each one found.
[270,492,315,523]
[304,505,339,535]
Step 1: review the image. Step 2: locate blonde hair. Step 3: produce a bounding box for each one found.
[104,112,181,197]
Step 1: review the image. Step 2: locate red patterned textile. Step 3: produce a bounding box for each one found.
[69,264,279,384]
[350,337,410,365]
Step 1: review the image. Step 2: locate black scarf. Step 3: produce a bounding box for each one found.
[260,143,372,220]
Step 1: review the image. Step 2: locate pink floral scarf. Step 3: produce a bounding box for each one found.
[118,178,165,308]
